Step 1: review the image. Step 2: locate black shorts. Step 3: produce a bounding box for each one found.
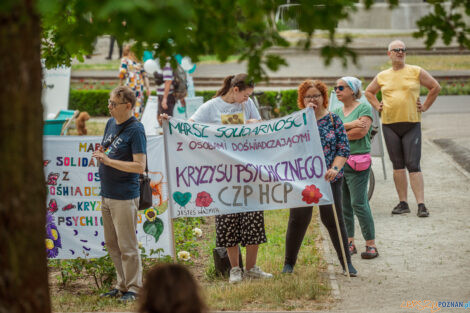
[382,122,421,172]
[215,211,267,247]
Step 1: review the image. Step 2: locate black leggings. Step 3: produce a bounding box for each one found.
[382,122,421,172]
[284,178,351,268]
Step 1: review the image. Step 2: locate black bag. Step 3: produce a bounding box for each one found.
[212,246,243,277]
[153,71,164,85]
[139,161,152,211]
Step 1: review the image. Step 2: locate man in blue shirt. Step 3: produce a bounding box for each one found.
[93,86,146,302]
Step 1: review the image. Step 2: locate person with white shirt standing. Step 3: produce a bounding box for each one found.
[189,73,273,284]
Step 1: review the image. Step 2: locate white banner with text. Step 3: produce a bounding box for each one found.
[163,108,333,218]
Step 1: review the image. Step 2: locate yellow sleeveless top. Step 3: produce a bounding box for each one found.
[377,64,421,124]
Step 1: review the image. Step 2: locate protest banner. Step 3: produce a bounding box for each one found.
[163,108,333,218]
[43,135,172,259]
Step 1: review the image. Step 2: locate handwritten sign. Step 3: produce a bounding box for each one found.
[163,108,333,217]
[43,135,172,259]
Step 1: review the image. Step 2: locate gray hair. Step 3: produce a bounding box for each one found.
[388,40,406,51]
[111,86,137,108]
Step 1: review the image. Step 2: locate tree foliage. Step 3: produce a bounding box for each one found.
[413,0,470,49]
[39,0,470,80]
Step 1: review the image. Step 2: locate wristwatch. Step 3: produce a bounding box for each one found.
[332,166,339,171]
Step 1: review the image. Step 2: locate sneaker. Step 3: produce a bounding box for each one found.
[361,246,379,259]
[349,242,357,255]
[417,203,429,217]
[229,267,243,284]
[282,264,294,274]
[244,265,273,279]
[119,291,137,302]
[100,288,121,298]
[342,263,358,277]
[392,201,410,214]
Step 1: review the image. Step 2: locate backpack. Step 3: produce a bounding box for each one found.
[172,64,188,100]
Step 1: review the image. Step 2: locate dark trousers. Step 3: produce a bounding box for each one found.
[108,36,123,59]
[284,178,351,268]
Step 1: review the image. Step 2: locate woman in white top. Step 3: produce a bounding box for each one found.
[189,74,273,284]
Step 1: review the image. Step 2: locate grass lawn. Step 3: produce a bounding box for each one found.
[377,55,470,71]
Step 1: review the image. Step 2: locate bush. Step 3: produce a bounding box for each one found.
[69,90,110,116]
[69,82,469,117]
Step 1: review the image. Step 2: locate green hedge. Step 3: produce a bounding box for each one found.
[69,82,469,116]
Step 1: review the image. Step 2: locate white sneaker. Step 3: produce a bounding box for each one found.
[229,267,243,284]
[244,265,273,279]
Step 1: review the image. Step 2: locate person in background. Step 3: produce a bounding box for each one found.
[283,79,357,277]
[119,45,150,120]
[365,40,440,217]
[156,60,177,124]
[93,86,146,302]
[187,73,273,284]
[138,264,208,313]
[106,36,123,60]
[334,76,378,260]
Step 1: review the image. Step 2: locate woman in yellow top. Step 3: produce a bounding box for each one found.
[365,40,441,217]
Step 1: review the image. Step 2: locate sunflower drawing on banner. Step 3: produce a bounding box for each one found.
[45,211,62,258]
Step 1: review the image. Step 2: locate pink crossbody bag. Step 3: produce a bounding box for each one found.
[347,153,371,171]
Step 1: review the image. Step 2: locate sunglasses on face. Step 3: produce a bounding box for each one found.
[304,94,322,100]
[334,86,347,92]
[391,48,406,53]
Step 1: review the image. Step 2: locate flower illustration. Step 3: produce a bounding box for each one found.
[177,251,191,261]
[195,191,213,208]
[193,227,202,237]
[45,211,61,258]
[145,208,157,222]
[301,184,323,204]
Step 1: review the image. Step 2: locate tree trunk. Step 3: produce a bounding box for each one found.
[0,0,51,312]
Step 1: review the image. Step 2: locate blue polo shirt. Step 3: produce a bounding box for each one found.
[99,116,146,200]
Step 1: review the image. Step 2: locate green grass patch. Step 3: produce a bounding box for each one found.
[72,60,121,71]
[49,208,330,311]
[377,55,470,71]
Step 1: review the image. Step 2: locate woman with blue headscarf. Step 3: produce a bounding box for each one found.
[333,77,378,259]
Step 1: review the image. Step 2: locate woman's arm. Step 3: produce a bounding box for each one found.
[325,156,347,181]
[344,119,367,130]
[346,116,372,140]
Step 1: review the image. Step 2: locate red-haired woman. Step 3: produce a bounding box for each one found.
[283,80,357,276]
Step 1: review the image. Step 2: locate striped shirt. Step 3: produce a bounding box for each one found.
[156,62,174,96]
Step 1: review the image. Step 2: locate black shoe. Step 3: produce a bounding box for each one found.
[361,246,379,259]
[417,203,429,217]
[342,263,358,277]
[105,56,112,60]
[100,288,121,298]
[392,201,410,214]
[282,264,293,274]
[119,291,137,302]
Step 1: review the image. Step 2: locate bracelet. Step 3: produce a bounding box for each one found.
[332,166,339,171]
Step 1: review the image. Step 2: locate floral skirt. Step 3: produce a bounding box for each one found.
[215,211,267,247]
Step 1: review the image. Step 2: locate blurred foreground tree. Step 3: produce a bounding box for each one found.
[1,1,469,313]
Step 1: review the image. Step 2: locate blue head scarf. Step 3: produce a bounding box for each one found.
[340,76,362,97]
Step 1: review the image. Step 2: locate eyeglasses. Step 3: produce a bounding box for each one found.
[304,94,322,100]
[334,86,347,92]
[391,48,406,53]
[108,99,128,107]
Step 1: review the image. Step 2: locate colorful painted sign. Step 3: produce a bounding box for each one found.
[43,135,172,259]
[163,108,333,218]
